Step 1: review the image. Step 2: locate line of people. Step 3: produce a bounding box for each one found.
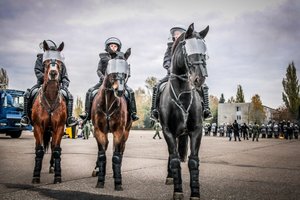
[204,120,299,142]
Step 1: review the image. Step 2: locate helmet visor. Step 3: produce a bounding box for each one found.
[43,50,64,63]
[106,59,129,75]
[185,38,207,55]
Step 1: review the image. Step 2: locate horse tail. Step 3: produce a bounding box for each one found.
[43,129,52,152]
[178,135,189,162]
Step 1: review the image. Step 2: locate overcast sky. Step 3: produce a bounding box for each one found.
[0,0,299,108]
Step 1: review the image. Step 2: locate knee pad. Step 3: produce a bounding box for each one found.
[35,145,44,158]
[170,157,180,169]
[112,153,123,164]
[188,156,199,170]
[53,147,62,159]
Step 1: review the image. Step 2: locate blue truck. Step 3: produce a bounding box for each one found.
[0,89,32,138]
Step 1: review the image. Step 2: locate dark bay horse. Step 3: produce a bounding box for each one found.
[31,41,67,184]
[158,23,209,200]
[91,50,132,191]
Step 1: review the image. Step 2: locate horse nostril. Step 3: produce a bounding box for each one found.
[50,70,57,76]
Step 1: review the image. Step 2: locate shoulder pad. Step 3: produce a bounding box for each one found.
[99,53,109,59]
[37,53,43,59]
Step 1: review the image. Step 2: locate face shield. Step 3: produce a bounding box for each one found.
[106,59,129,76]
[184,38,207,56]
[43,50,64,63]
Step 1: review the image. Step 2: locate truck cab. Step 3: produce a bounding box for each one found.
[0,89,32,138]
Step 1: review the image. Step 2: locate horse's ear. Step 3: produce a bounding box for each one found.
[57,42,64,51]
[43,40,50,51]
[124,48,131,60]
[199,25,209,39]
[185,23,194,39]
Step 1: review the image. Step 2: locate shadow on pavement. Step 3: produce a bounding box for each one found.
[3,183,137,200]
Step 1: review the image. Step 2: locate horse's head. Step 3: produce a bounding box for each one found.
[173,23,209,88]
[105,48,131,97]
[42,41,64,83]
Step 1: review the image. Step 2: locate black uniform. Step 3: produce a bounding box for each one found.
[232,120,241,141]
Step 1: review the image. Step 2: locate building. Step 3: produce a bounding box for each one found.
[218,103,276,125]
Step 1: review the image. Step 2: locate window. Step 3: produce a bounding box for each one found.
[236,106,241,111]
[237,115,241,120]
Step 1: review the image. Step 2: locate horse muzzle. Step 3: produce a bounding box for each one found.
[49,70,58,80]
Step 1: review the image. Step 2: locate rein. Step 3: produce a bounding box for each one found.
[39,85,62,116]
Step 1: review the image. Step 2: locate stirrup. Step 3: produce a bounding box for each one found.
[203,109,212,119]
[67,117,78,127]
[131,113,139,121]
[79,111,88,120]
[20,116,30,126]
[150,109,159,121]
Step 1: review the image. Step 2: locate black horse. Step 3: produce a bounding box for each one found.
[158,23,209,200]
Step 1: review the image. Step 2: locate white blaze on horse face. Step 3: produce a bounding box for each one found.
[48,61,59,81]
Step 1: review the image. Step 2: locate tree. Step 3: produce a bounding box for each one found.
[273,105,293,122]
[282,62,300,120]
[249,94,266,124]
[219,93,225,103]
[145,76,157,96]
[133,87,152,129]
[0,68,9,89]
[236,84,245,103]
[73,96,83,118]
[208,95,219,123]
[227,96,235,103]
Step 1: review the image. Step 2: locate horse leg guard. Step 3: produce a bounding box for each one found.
[96,151,106,188]
[170,155,183,196]
[32,145,44,184]
[188,156,200,199]
[53,146,62,184]
[112,152,123,191]
[165,156,173,185]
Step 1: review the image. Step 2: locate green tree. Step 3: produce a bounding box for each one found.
[0,68,9,89]
[208,95,219,123]
[74,96,83,118]
[134,87,152,129]
[219,93,225,103]
[236,84,245,103]
[249,94,266,124]
[145,76,158,95]
[282,62,300,120]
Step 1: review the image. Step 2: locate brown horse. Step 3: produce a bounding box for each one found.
[91,50,132,191]
[31,41,67,184]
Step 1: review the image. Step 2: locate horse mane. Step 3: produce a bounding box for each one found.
[171,33,185,55]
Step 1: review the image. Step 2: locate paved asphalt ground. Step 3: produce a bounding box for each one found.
[0,130,299,200]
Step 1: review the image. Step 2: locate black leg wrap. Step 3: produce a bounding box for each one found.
[33,145,44,178]
[53,147,62,177]
[112,152,123,187]
[97,151,106,184]
[170,155,182,193]
[188,156,200,197]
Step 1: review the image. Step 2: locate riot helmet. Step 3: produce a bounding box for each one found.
[39,40,57,51]
[170,25,186,41]
[105,37,122,52]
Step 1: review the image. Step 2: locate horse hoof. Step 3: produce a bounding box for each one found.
[49,167,54,174]
[173,192,184,200]
[96,182,104,188]
[32,177,40,184]
[165,177,173,185]
[54,177,62,184]
[92,170,99,177]
[114,184,123,191]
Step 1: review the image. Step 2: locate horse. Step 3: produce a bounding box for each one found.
[158,23,209,200]
[91,49,132,191]
[31,41,67,184]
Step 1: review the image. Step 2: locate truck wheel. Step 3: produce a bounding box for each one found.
[10,131,22,138]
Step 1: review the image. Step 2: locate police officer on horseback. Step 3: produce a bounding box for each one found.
[20,40,77,127]
[81,37,139,122]
[150,25,211,121]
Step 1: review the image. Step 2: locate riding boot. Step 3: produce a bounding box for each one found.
[201,83,212,119]
[53,146,62,183]
[129,91,139,121]
[112,152,123,191]
[32,145,44,183]
[66,96,77,127]
[96,151,106,188]
[20,89,31,126]
[150,85,159,121]
[188,156,200,198]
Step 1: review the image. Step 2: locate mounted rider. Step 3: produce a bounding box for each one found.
[20,40,77,127]
[150,25,211,121]
[81,37,139,121]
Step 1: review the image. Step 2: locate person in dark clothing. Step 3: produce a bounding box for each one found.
[286,121,293,140]
[241,123,249,140]
[20,40,77,127]
[232,120,241,141]
[81,37,139,122]
[252,122,260,142]
[227,123,233,141]
[150,25,212,121]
